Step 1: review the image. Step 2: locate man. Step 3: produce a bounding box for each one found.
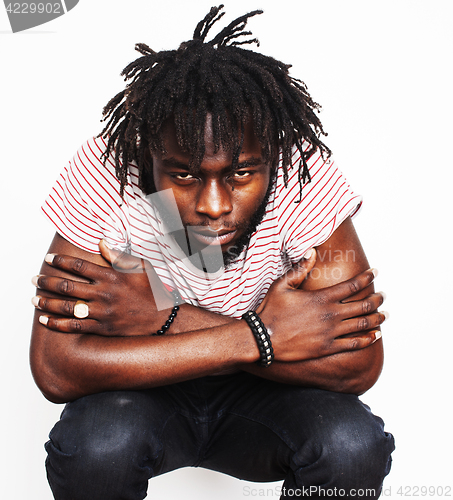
[30,6,394,499]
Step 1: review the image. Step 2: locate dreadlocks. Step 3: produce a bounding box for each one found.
[99,5,331,200]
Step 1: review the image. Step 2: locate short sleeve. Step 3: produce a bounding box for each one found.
[278,147,363,263]
[41,137,129,254]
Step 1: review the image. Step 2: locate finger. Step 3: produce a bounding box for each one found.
[38,314,101,334]
[33,295,76,317]
[99,240,144,272]
[327,330,382,355]
[45,253,109,281]
[33,275,94,299]
[328,268,378,302]
[339,292,385,319]
[32,295,99,319]
[339,311,388,336]
[99,239,123,265]
[282,248,317,289]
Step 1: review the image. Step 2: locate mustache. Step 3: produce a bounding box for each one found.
[182,220,246,230]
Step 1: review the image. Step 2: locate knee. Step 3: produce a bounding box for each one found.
[294,394,395,489]
[49,391,153,464]
[322,413,394,479]
[46,392,157,500]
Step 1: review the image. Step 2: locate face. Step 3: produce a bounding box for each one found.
[151,115,272,269]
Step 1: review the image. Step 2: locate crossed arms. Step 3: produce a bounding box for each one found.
[30,217,386,403]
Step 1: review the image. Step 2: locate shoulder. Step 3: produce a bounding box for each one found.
[69,136,119,187]
[275,144,363,262]
[275,144,341,206]
[41,136,143,254]
[63,136,146,205]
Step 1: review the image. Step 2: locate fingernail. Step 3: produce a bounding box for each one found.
[378,291,386,302]
[45,253,55,265]
[304,248,315,259]
[31,275,39,287]
[31,296,40,308]
[39,315,49,326]
[370,268,378,278]
[374,331,382,342]
[381,310,390,321]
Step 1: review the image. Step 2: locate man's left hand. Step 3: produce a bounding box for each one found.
[32,240,175,336]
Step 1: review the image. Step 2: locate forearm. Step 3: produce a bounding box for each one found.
[30,312,258,403]
[240,339,384,395]
[170,303,236,333]
[176,302,383,394]
[139,305,383,395]
[176,303,384,395]
[171,297,383,394]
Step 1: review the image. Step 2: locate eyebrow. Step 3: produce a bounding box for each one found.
[161,157,191,170]
[161,156,264,172]
[236,157,263,168]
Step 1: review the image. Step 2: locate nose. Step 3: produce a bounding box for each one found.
[195,179,233,220]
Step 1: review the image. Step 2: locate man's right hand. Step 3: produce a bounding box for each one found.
[257,250,386,362]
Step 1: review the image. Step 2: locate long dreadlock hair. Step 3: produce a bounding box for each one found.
[99,5,331,200]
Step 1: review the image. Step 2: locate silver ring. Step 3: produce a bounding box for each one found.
[74,300,89,319]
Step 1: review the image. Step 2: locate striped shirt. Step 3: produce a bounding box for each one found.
[42,136,362,319]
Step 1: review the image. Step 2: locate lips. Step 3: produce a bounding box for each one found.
[188,228,238,246]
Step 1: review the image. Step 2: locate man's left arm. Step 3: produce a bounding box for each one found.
[241,216,385,395]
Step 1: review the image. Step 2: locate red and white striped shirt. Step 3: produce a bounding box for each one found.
[42,136,362,318]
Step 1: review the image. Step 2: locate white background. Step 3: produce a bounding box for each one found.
[1,0,452,498]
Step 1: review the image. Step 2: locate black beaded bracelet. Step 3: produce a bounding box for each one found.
[242,311,274,367]
[154,290,183,336]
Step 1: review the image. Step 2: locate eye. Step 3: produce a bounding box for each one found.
[174,172,194,180]
[233,171,251,178]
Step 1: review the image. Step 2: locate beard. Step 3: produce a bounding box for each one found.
[220,182,273,268]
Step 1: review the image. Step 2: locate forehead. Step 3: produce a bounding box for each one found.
[158,115,263,162]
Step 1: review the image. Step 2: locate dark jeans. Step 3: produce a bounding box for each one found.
[45,372,395,500]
